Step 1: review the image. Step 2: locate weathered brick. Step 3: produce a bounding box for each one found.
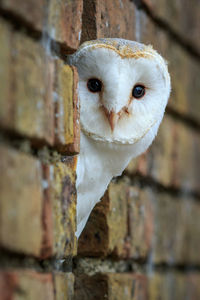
[141,186,200,265]
[172,120,200,193]
[133,8,200,122]
[53,272,74,300]
[75,273,147,300]
[75,271,200,300]
[126,116,174,186]
[146,116,175,187]
[54,60,80,154]
[78,182,128,257]
[12,32,54,144]
[48,158,77,257]
[78,191,109,257]
[47,0,83,51]
[127,185,153,259]
[0,0,45,31]
[0,27,55,144]
[126,152,147,177]
[0,20,12,127]
[167,42,200,122]
[148,0,200,51]
[0,145,77,259]
[74,273,108,300]
[127,116,200,194]
[106,183,128,257]
[108,273,147,300]
[81,0,136,42]
[149,271,200,300]
[0,270,54,300]
[84,180,200,264]
[0,24,80,150]
[78,182,153,259]
[156,118,200,193]
[0,145,44,256]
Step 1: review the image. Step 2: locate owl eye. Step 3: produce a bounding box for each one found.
[132,85,145,99]
[87,78,102,93]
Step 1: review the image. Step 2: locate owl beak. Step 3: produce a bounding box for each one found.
[103,108,119,131]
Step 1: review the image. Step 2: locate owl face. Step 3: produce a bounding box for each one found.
[68,39,171,144]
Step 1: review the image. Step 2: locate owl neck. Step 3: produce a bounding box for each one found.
[76,131,135,237]
[76,120,160,238]
[80,131,135,177]
[76,126,156,238]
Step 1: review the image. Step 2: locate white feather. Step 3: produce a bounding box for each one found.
[67,38,171,238]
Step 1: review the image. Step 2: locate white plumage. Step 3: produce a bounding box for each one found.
[67,38,171,238]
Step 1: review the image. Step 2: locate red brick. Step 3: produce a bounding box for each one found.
[134,9,200,122]
[0,0,83,51]
[0,27,55,145]
[172,121,200,193]
[75,271,200,300]
[78,182,128,257]
[83,181,200,264]
[126,116,174,185]
[108,273,147,300]
[0,22,80,150]
[75,273,147,300]
[0,143,78,258]
[48,157,77,257]
[78,182,152,260]
[12,32,55,145]
[81,0,136,42]
[127,116,200,194]
[146,116,175,187]
[0,0,46,31]
[40,163,54,259]
[127,185,154,259]
[48,0,83,51]
[0,20,12,127]
[74,273,108,300]
[54,61,80,154]
[167,42,200,122]
[0,270,54,300]
[127,183,200,265]
[0,22,54,144]
[53,272,74,300]
[142,187,200,265]
[149,271,200,300]
[0,145,44,256]
[148,0,200,51]
[41,157,78,259]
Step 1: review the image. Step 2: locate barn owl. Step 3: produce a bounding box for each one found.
[67,38,171,238]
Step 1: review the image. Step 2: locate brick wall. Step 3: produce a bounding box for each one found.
[0,0,200,299]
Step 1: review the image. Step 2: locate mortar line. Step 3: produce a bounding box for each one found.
[1,247,200,274]
[74,257,200,274]
[0,127,76,162]
[0,9,74,60]
[166,107,200,132]
[131,0,200,62]
[0,248,73,273]
[121,172,200,202]
[0,127,200,200]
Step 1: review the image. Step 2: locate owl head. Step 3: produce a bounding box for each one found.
[67,38,171,145]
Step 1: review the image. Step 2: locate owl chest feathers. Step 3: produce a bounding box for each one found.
[75,132,134,237]
[75,120,160,238]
